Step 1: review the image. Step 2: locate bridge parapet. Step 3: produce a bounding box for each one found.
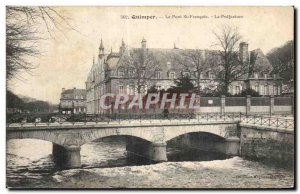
[7,113,294,130]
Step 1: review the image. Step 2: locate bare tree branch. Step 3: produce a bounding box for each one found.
[212,25,248,94]
[6,6,76,86]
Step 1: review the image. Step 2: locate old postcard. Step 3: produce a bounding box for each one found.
[6,6,294,189]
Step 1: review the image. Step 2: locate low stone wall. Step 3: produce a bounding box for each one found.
[225,106,246,113]
[250,106,270,113]
[239,124,294,168]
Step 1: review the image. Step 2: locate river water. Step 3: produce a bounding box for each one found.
[6,139,294,189]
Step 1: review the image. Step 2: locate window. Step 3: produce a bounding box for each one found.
[182,71,190,77]
[118,68,125,76]
[273,74,277,79]
[129,85,135,95]
[209,72,214,79]
[139,85,145,94]
[156,85,161,91]
[200,72,203,79]
[119,85,125,94]
[235,86,241,94]
[254,73,258,79]
[155,71,161,79]
[169,72,175,79]
[264,73,268,79]
[264,84,269,95]
[273,85,278,95]
[128,70,134,77]
[255,85,259,92]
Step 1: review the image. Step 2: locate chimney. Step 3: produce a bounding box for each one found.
[62,88,65,92]
[239,42,249,64]
[73,87,76,90]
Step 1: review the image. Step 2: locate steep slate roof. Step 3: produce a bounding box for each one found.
[250,49,273,73]
[104,46,272,79]
[106,55,120,70]
[61,88,86,100]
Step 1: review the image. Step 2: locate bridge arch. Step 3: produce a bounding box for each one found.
[163,124,233,142]
[166,131,226,144]
[80,127,156,146]
[7,131,67,147]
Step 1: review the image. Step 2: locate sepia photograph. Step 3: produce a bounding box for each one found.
[5,6,295,189]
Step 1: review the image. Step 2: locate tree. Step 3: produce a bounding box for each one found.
[122,49,158,94]
[177,49,216,95]
[267,40,294,92]
[147,85,159,93]
[238,88,260,97]
[171,75,194,93]
[213,25,249,94]
[7,90,24,109]
[6,6,73,84]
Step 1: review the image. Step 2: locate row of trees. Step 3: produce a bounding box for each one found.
[147,75,260,97]
[267,40,294,93]
[7,90,57,113]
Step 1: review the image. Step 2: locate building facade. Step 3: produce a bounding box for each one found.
[59,87,87,114]
[86,39,282,114]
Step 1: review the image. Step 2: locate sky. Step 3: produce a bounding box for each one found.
[8,6,294,104]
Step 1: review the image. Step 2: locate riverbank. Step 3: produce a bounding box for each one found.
[47,157,293,189]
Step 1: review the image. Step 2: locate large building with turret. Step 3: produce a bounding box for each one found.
[85,38,282,114]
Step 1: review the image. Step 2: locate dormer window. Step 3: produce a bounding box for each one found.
[182,71,190,77]
[169,72,175,79]
[118,67,125,76]
[128,69,134,77]
[273,74,277,79]
[140,70,145,77]
[264,73,268,79]
[254,73,259,79]
[155,71,161,79]
[208,72,214,79]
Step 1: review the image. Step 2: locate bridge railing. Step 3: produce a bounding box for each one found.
[6,112,294,130]
[239,113,294,130]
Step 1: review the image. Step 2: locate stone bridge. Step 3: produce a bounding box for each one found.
[7,120,240,168]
